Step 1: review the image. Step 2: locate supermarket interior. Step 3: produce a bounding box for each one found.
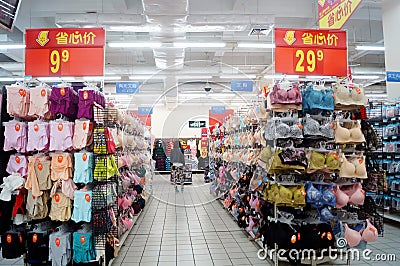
[0,0,400,266]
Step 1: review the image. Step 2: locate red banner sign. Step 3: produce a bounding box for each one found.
[318,0,362,29]
[275,28,347,76]
[25,28,105,77]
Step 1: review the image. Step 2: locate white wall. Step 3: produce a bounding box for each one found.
[151,104,211,138]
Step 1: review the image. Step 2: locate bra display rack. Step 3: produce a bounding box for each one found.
[0,81,153,266]
[367,100,400,222]
[210,79,383,266]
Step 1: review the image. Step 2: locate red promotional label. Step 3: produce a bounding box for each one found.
[25,28,105,77]
[85,194,91,202]
[83,91,88,100]
[15,123,20,132]
[19,89,26,97]
[82,153,87,161]
[275,28,347,76]
[80,235,86,244]
[57,156,63,163]
[37,163,43,171]
[15,156,20,164]
[55,237,60,247]
[60,88,65,96]
[54,194,60,203]
[58,123,63,131]
[32,234,38,243]
[34,123,39,132]
[41,89,46,97]
[83,122,87,131]
[6,234,11,243]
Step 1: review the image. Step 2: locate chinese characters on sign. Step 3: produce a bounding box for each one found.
[116,82,140,94]
[275,28,347,77]
[230,80,254,92]
[25,28,105,77]
[318,0,363,29]
[387,72,400,83]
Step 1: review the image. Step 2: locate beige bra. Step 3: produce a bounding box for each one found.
[334,121,365,144]
[333,83,368,108]
[339,154,367,179]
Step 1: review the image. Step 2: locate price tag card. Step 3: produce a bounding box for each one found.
[25,28,105,77]
[275,28,347,76]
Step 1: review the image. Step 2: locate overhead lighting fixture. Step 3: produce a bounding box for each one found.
[0,44,25,49]
[84,76,122,81]
[365,94,388,99]
[264,75,299,79]
[177,75,213,80]
[352,75,380,80]
[108,25,162,32]
[237,42,275,49]
[220,74,257,79]
[129,75,164,80]
[355,45,385,51]
[173,42,226,48]
[108,42,162,48]
[0,77,18,81]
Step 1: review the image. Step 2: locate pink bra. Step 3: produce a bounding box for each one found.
[269,84,302,105]
[344,219,378,247]
[335,183,365,208]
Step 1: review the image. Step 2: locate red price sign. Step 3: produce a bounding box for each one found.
[25,28,105,77]
[274,28,347,77]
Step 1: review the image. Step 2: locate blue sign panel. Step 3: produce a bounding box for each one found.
[387,72,400,83]
[211,106,226,114]
[116,82,140,94]
[230,80,253,92]
[138,106,153,115]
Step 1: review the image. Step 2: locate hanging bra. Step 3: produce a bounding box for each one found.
[333,83,368,108]
[268,183,306,208]
[305,182,336,208]
[303,116,334,138]
[344,219,378,247]
[275,122,303,139]
[308,151,340,172]
[302,86,335,111]
[269,84,302,105]
[334,183,365,208]
[334,121,365,144]
[279,147,308,168]
[339,155,367,179]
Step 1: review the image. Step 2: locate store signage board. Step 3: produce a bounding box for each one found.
[318,0,362,29]
[275,28,347,76]
[387,72,400,83]
[25,28,105,77]
[116,82,140,94]
[138,106,153,115]
[189,121,206,128]
[230,80,253,92]
[211,106,226,114]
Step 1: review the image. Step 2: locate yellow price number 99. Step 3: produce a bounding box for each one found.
[295,49,324,73]
[50,50,70,74]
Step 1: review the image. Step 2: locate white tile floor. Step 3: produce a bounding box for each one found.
[0,174,399,265]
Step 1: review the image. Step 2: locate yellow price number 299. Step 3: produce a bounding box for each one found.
[50,50,70,74]
[295,49,324,73]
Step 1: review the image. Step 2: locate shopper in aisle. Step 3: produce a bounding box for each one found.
[170,140,185,192]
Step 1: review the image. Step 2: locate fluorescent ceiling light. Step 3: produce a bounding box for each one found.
[0,77,17,81]
[237,42,275,48]
[220,74,256,79]
[264,75,299,79]
[108,25,162,32]
[173,42,226,48]
[177,75,212,80]
[355,45,385,51]
[366,94,387,98]
[84,76,122,81]
[129,75,164,80]
[108,42,161,48]
[352,75,380,80]
[0,44,25,49]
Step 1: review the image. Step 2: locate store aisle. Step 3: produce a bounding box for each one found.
[112,174,268,266]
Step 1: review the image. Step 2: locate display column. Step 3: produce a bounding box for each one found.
[383,0,400,98]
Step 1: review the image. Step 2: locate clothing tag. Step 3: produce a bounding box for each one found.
[15,156,20,164]
[58,156,63,163]
[32,234,38,243]
[83,91,88,100]
[58,123,63,131]
[80,235,86,244]
[37,163,43,171]
[34,123,39,132]
[54,193,60,203]
[41,89,46,97]
[6,234,12,243]
[85,194,91,202]
[82,153,87,161]
[55,237,60,247]
[19,89,26,97]
[60,88,66,96]
[15,123,20,132]
[83,122,87,131]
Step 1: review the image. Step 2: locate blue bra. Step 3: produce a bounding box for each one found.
[302,87,334,111]
[306,182,336,208]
